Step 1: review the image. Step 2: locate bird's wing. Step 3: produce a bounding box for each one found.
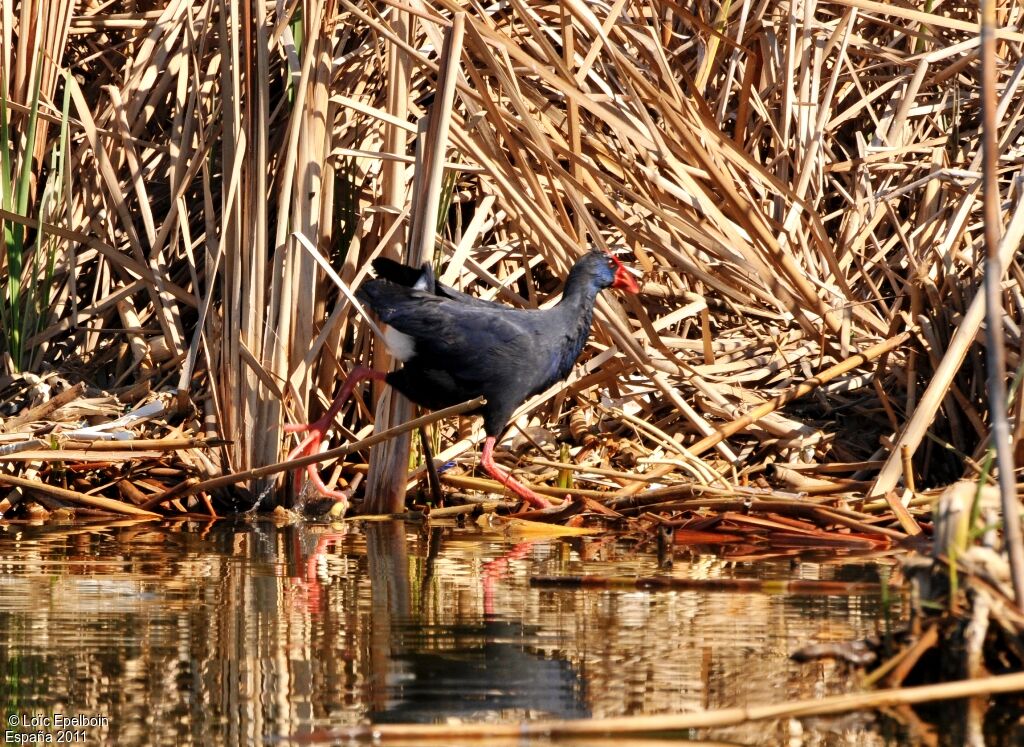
[358,281,537,380]
[435,282,501,309]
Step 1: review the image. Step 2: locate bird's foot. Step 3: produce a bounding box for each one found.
[285,365,385,503]
[284,424,352,503]
[480,436,552,509]
[509,484,553,510]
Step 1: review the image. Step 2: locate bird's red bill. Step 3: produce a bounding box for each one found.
[609,254,640,293]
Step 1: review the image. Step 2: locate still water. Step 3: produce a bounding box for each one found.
[0,518,910,745]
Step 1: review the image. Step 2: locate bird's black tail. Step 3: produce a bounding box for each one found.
[371,257,435,293]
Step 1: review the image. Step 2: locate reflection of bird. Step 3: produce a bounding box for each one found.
[287,251,639,508]
[369,621,589,723]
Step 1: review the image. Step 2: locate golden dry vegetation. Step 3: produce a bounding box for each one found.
[0,0,1022,542]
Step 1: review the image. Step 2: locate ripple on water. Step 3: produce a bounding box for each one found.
[0,520,909,746]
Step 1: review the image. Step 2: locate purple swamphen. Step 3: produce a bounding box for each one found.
[286,250,639,508]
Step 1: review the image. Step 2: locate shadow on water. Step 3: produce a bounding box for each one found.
[0,517,1007,745]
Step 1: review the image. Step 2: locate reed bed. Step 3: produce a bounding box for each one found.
[4,0,1024,714]
[1,1,1023,553]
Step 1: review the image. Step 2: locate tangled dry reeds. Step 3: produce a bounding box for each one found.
[0,0,1022,553]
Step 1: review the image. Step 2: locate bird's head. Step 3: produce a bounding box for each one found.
[580,249,640,293]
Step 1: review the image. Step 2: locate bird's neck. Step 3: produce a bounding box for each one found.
[550,277,600,368]
[557,271,600,313]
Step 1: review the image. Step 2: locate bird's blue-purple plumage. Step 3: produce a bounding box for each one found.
[356,251,619,437]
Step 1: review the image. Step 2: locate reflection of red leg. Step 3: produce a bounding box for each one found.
[482,541,535,616]
[286,365,386,501]
[480,436,551,509]
[290,532,347,615]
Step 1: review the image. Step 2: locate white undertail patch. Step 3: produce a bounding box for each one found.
[384,325,416,362]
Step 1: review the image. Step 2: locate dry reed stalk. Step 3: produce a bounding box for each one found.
[0,473,161,517]
[980,0,1024,608]
[0,0,1020,539]
[56,437,215,450]
[365,14,466,513]
[0,449,162,461]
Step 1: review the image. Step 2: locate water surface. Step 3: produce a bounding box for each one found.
[0,518,914,745]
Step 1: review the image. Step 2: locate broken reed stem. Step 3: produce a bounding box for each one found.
[882,489,924,537]
[0,439,47,456]
[59,438,215,451]
[900,445,916,494]
[333,671,1024,739]
[185,396,485,497]
[980,0,1024,610]
[0,449,163,462]
[139,477,201,511]
[0,382,87,432]
[0,474,162,518]
[609,483,831,509]
[0,438,216,461]
[810,507,907,541]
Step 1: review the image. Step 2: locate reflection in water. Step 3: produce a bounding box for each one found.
[0,518,919,745]
[369,620,588,723]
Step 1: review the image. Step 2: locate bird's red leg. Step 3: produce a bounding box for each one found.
[480,436,552,509]
[286,364,386,501]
